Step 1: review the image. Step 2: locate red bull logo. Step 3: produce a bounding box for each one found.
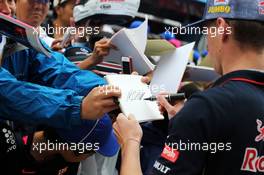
[259,0,264,15]
[241,119,264,172]
[255,119,264,142]
[241,148,264,172]
[214,0,229,5]
[259,0,264,6]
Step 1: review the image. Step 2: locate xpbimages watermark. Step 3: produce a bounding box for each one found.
[98,84,166,101]
[164,25,232,37]
[33,25,100,38]
[166,140,232,154]
[32,140,100,154]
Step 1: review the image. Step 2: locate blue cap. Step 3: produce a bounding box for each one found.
[56,114,119,157]
[187,0,264,27]
[201,50,208,57]
[161,31,175,40]
[193,50,201,62]
[129,20,150,33]
[129,20,143,29]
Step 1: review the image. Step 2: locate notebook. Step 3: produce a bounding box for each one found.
[105,74,164,122]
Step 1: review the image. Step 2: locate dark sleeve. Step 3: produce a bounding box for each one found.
[150,93,220,175]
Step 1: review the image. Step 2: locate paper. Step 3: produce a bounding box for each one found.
[185,65,220,82]
[125,18,148,53]
[60,27,75,48]
[0,36,6,63]
[38,27,55,47]
[145,39,176,56]
[150,42,195,95]
[105,74,164,122]
[104,49,122,64]
[105,17,155,75]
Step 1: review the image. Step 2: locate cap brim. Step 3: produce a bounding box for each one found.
[97,130,120,157]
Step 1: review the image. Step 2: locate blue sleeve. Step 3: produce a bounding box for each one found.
[0,67,85,129]
[29,50,106,96]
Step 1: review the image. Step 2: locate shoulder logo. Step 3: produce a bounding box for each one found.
[259,0,264,15]
[255,119,264,142]
[259,0,264,7]
[161,145,180,163]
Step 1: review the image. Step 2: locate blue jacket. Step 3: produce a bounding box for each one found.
[0,46,106,129]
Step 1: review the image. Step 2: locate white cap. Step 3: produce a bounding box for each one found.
[53,0,68,8]
[73,0,140,23]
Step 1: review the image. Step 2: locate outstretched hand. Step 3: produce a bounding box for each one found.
[113,113,143,148]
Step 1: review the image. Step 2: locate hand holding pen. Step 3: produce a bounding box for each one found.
[155,93,186,119]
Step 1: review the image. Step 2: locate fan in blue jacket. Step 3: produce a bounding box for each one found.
[0,40,120,129]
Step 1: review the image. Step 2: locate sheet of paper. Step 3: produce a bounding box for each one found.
[0,36,6,63]
[185,65,220,82]
[104,17,154,75]
[103,49,123,64]
[105,74,164,122]
[105,17,149,63]
[145,39,176,56]
[150,42,195,95]
[125,16,148,53]
[39,27,55,47]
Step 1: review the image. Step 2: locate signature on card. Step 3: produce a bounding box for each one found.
[126,90,145,101]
